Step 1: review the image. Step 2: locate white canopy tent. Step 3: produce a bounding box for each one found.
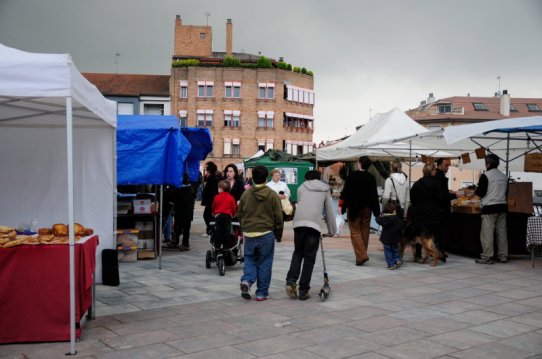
[317,108,447,162]
[360,116,542,173]
[0,44,116,353]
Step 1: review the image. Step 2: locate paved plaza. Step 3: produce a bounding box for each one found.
[2,207,542,359]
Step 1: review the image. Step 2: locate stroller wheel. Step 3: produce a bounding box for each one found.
[205,250,212,269]
[217,255,225,276]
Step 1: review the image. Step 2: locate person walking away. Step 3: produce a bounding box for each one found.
[409,164,445,261]
[238,165,283,301]
[224,163,245,204]
[339,156,381,266]
[381,160,410,219]
[173,174,196,251]
[212,180,237,250]
[285,170,336,300]
[434,158,456,262]
[266,168,291,242]
[376,201,403,270]
[201,162,220,237]
[475,154,508,264]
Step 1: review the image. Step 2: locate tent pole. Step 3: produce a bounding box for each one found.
[66,96,77,355]
[408,140,412,185]
[159,185,163,270]
[506,133,510,177]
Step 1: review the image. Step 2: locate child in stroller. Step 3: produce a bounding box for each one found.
[206,180,244,275]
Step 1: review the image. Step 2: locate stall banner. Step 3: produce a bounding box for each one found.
[525,153,542,173]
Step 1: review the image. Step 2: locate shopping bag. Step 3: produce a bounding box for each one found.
[335,213,345,234]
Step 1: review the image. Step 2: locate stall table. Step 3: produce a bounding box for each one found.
[445,213,529,257]
[0,235,98,343]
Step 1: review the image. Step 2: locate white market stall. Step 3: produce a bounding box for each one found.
[0,44,116,352]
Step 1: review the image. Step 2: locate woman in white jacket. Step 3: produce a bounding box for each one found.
[381,160,410,218]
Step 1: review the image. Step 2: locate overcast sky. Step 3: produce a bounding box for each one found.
[1,0,541,142]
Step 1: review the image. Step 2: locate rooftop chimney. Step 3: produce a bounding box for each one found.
[427,93,435,104]
[226,19,233,56]
[500,89,510,117]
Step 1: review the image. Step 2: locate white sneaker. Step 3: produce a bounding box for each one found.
[201,233,209,238]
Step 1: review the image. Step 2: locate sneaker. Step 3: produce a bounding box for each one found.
[388,264,397,270]
[285,282,298,299]
[256,295,270,302]
[240,282,251,300]
[475,258,494,265]
[299,291,310,301]
[201,233,209,238]
[395,261,403,267]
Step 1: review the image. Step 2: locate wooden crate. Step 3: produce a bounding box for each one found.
[137,249,156,260]
[508,182,533,214]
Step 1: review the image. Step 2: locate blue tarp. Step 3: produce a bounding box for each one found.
[117,115,191,186]
[181,127,213,182]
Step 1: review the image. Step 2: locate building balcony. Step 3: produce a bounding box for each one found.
[283,126,313,134]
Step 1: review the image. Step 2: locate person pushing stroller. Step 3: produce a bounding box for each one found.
[212,180,237,251]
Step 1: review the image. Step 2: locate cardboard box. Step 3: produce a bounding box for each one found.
[508,182,533,214]
[117,201,132,215]
[133,199,152,214]
[137,249,156,260]
[135,221,153,231]
[138,239,155,250]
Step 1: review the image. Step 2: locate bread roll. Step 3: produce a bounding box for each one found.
[52,224,68,237]
[38,228,52,235]
[73,223,85,236]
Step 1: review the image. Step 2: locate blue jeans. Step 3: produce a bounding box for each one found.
[240,231,275,297]
[383,244,401,267]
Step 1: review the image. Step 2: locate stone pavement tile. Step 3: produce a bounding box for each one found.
[430,280,482,291]
[278,312,347,331]
[101,329,180,350]
[105,316,177,336]
[0,339,113,359]
[222,310,291,330]
[93,343,182,359]
[167,307,233,326]
[507,311,542,328]
[167,332,246,354]
[375,338,456,359]
[169,346,255,359]
[234,334,314,357]
[169,319,240,339]
[371,299,426,312]
[517,296,542,309]
[361,326,429,346]
[500,332,542,356]
[449,309,508,324]
[84,314,122,329]
[232,323,301,341]
[258,348,326,359]
[428,328,498,350]
[319,297,374,310]
[112,307,177,323]
[304,337,383,359]
[94,302,142,316]
[333,305,388,320]
[468,319,537,338]
[448,341,531,359]
[389,307,448,322]
[496,288,542,300]
[406,317,472,335]
[475,281,525,292]
[99,293,161,305]
[411,292,464,305]
[293,324,367,344]
[462,294,514,306]
[79,326,119,341]
[347,314,408,333]
[348,353,391,359]
[485,302,539,316]
[121,284,176,295]
[427,299,483,314]
[447,287,495,299]
[400,286,444,297]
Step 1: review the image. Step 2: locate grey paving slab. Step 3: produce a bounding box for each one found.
[428,328,498,350]
[499,332,542,356]
[375,338,457,359]
[304,336,384,359]
[468,319,537,338]
[448,341,532,359]
[361,327,430,346]
[234,335,314,357]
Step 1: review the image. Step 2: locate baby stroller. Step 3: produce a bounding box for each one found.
[205,220,244,276]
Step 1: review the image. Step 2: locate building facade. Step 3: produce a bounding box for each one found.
[83,73,170,116]
[170,16,315,169]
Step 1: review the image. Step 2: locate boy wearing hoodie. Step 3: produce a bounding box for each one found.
[376,201,403,270]
[238,165,283,301]
[285,171,337,300]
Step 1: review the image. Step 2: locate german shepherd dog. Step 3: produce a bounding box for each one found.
[400,225,442,266]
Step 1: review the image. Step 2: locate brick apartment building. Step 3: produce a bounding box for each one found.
[170,16,315,169]
[407,91,542,128]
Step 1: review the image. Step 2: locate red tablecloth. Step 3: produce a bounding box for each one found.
[0,235,98,343]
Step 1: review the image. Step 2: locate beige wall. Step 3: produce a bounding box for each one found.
[173,18,212,58]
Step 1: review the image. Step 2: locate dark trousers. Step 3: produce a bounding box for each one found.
[286,227,320,292]
[203,205,213,234]
[213,213,232,249]
[174,217,191,247]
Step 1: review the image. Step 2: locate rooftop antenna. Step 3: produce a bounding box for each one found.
[114,52,120,74]
[369,108,372,119]
[497,75,501,96]
[205,11,211,25]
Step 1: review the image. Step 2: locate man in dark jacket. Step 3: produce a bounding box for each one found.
[434,158,456,261]
[475,154,508,264]
[238,165,283,301]
[173,173,196,251]
[339,156,381,266]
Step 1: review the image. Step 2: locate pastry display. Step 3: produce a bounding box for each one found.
[1,223,94,248]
